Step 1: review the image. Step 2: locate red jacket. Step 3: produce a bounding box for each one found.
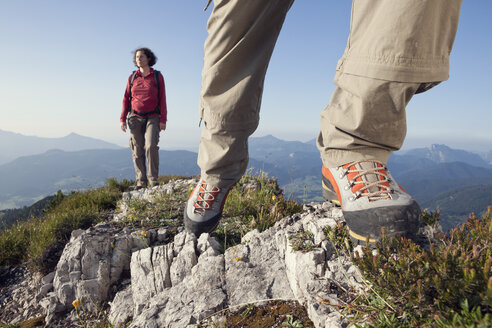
[120,68,167,124]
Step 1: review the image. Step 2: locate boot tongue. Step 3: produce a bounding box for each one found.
[355,161,381,194]
[199,182,219,200]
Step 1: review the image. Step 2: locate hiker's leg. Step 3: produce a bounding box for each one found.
[317,0,462,167]
[145,116,160,186]
[128,116,148,187]
[198,0,294,188]
[317,75,421,167]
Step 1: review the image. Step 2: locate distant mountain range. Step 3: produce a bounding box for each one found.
[0,129,121,164]
[1,131,491,231]
[404,144,491,168]
[0,148,199,209]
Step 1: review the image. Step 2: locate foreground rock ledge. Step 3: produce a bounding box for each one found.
[36,180,364,327]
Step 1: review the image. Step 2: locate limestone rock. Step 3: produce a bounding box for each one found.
[108,285,133,328]
[2,179,376,328]
[127,199,361,328]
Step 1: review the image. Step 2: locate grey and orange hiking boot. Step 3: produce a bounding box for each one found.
[184,179,233,236]
[322,160,421,245]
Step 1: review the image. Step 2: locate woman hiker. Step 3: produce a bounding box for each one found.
[120,47,168,189]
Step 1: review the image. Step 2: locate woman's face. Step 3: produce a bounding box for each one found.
[135,50,149,68]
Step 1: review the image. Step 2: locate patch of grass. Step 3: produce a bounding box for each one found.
[198,300,314,328]
[213,174,303,251]
[120,186,189,230]
[0,182,123,273]
[341,208,492,327]
[106,177,134,192]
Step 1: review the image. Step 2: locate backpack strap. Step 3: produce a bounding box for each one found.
[153,70,161,110]
[127,70,138,112]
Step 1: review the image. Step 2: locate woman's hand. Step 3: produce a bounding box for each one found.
[160,122,167,131]
[120,121,127,132]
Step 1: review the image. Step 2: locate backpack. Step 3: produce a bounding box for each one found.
[127,70,161,117]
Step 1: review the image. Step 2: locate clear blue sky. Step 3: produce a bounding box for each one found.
[0,1,491,152]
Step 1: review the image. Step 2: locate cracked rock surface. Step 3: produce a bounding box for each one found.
[2,179,364,328]
[124,200,362,328]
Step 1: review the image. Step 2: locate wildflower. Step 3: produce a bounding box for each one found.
[72,300,79,308]
[234,257,242,262]
[128,214,134,218]
[141,230,147,237]
[272,195,276,201]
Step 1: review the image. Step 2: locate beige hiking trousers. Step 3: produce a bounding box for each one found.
[198,0,462,187]
[128,115,160,186]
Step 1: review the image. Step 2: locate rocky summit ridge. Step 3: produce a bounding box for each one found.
[1,179,368,328]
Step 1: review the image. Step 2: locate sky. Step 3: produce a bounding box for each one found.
[0,0,491,153]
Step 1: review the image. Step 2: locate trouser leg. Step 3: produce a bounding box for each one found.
[145,116,160,184]
[317,0,462,168]
[198,0,294,188]
[318,75,421,167]
[128,116,147,186]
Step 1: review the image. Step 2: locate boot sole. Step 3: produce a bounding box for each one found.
[322,179,341,206]
[183,212,222,236]
[344,200,421,243]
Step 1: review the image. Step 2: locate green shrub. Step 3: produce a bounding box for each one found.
[289,230,315,253]
[324,222,353,256]
[106,177,134,192]
[346,208,491,327]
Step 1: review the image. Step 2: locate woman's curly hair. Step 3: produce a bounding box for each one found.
[133,47,157,67]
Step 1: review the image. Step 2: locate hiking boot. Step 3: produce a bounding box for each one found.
[322,160,421,245]
[184,179,233,236]
[129,184,145,191]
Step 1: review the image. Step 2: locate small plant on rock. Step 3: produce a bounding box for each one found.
[289,230,315,253]
[324,222,353,256]
[282,314,304,327]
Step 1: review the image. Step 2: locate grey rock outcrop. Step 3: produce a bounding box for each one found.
[122,202,361,328]
[5,179,367,328]
[44,222,170,324]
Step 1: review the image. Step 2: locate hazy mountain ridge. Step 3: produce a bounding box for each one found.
[0,129,122,165]
[248,134,318,161]
[0,148,199,209]
[420,184,492,231]
[404,144,491,168]
[484,149,492,163]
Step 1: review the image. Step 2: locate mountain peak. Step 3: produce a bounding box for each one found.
[405,144,490,168]
[429,144,451,151]
[0,130,122,165]
[256,134,281,142]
